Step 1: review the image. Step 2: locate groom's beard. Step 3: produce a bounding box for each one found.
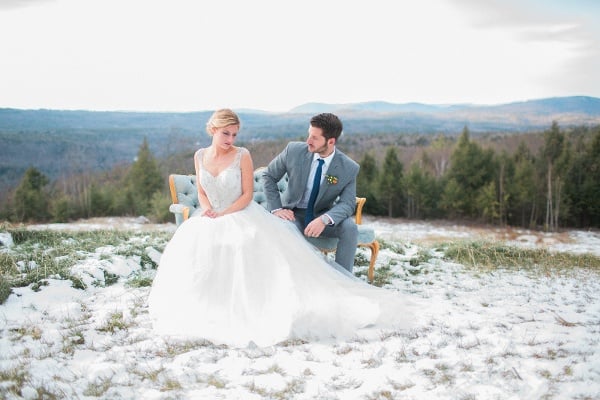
[310,142,329,154]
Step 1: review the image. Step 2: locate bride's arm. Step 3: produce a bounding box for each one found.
[218,148,254,216]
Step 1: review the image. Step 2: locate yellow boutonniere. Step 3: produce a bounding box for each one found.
[326,175,338,185]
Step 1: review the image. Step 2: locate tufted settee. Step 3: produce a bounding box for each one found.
[168,168,380,282]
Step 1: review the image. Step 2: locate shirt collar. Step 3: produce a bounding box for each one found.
[313,148,336,167]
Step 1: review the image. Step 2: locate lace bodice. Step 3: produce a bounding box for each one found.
[197,147,245,213]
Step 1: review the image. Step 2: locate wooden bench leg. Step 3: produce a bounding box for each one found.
[359,240,379,283]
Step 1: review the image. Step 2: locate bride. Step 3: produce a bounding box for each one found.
[148,109,417,347]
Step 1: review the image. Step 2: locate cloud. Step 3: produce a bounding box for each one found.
[1,0,599,111]
[0,0,55,10]
[448,0,600,99]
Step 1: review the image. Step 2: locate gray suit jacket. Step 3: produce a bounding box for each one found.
[262,142,360,224]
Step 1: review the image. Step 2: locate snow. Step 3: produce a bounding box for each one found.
[1,217,599,399]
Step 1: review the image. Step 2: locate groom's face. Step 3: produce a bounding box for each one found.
[306,126,333,156]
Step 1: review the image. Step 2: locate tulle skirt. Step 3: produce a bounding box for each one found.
[148,202,417,347]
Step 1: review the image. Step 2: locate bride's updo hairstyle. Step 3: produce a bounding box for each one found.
[206,108,241,135]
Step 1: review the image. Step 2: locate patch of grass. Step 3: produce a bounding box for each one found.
[0,364,29,397]
[353,252,369,267]
[409,248,432,267]
[361,357,382,368]
[0,229,170,292]
[205,374,227,389]
[93,270,119,287]
[160,378,183,392]
[393,347,409,363]
[325,374,363,391]
[421,364,455,386]
[335,345,354,355]
[83,377,113,397]
[62,328,85,355]
[387,377,415,391]
[245,381,268,397]
[443,240,600,272]
[126,274,154,288]
[0,253,19,275]
[10,229,133,250]
[372,262,397,287]
[10,325,43,341]
[133,366,165,382]
[139,252,158,269]
[0,274,12,304]
[156,339,213,357]
[365,390,394,400]
[379,239,405,254]
[562,365,573,376]
[379,330,404,341]
[97,311,130,333]
[276,338,308,347]
[31,279,49,292]
[245,378,305,399]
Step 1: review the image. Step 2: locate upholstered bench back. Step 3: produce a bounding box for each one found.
[168,168,286,224]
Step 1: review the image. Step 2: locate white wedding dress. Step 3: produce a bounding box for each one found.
[148,147,418,347]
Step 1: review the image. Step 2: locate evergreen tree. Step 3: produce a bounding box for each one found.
[510,142,539,228]
[125,138,164,216]
[494,151,514,226]
[564,127,600,227]
[440,127,495,219]
[377,147,404,218]
[477,181,502,224]
[13,167,50,222]
[403,161,437,219]
[89,184,113,217]
[583,128,600,226]
[540,121,565,231]
[49,194,71,222]
[357,152,382,215]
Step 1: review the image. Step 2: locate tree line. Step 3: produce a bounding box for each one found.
[1,122,599,230]
[357,122,600,230]
[2,137,171,224]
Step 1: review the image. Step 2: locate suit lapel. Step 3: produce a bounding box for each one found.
[316,153,341,203]
[300,149,313,185]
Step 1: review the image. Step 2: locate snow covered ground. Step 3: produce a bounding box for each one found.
[1,217,599,399]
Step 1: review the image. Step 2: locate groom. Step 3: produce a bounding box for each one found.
[262,113,360,273]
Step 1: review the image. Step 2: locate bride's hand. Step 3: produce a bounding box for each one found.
[202,209,218,218]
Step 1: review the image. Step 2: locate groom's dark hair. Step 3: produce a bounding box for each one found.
[310,113,343,141]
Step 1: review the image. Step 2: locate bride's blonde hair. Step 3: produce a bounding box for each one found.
[206,109,240,135]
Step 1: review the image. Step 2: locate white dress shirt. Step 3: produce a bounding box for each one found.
[298,149,335,208]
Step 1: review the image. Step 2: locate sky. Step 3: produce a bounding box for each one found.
[1,0,599,113]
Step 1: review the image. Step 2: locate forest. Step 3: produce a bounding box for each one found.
[2,121,599,230]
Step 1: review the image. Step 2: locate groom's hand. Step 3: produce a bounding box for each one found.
[273,209,295,221]
[304,218,326,238]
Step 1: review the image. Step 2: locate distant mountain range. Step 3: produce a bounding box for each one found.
[1,96,599,201]
[289,96,600,117]
[1,96,600,137]
[288,96,600,132]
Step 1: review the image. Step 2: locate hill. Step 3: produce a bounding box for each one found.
[1,96,599,199]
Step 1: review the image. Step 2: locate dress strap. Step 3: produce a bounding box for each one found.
[232,147,247,168]
[194,148,205,173]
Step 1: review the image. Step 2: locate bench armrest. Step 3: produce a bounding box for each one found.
[355,197,366,225]
[169,203,190,226]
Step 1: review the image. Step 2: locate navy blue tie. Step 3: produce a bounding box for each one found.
[305,159,324,225]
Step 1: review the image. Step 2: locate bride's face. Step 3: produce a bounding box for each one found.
[212,124,239,150]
